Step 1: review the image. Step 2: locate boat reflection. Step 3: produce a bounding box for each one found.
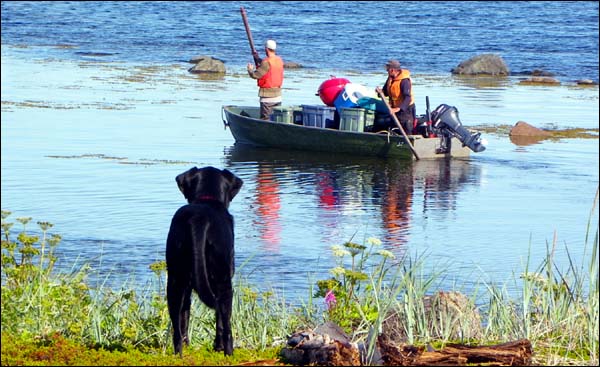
[255,165,282,251]
[224,143,482,249]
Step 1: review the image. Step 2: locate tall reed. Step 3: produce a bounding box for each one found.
[2,196,598,365]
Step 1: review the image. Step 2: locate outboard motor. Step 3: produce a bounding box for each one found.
[430,104,486,153]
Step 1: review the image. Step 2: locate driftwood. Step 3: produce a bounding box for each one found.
[377,334,533,366]
[280,320,532,366]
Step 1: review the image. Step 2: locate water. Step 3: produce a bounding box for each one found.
[1,1,598,82]
[1,1,599,303]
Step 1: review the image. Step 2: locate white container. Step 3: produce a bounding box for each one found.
[333,83,378,112]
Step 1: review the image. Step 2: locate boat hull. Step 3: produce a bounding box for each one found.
[222,106,471,159]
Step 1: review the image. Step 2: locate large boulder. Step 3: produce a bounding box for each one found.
[451,54,509,76]
[382,291,482,343]
[509,121,552,137]
[188,55,226,74]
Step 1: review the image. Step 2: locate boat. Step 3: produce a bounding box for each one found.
[221,104,486,160]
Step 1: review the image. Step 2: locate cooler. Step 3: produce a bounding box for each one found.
[270,106,302,124]
[333,83,378,113]
[333,88,359,111]
[301,105,336,128]
[339,107,375,132]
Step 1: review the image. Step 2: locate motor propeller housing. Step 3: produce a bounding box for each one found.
[430,104,486,153]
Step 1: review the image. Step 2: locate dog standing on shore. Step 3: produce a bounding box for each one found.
[166,166,243,356]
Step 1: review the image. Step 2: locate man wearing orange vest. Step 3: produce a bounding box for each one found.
[247,39,284,120]
[381,59,416,134]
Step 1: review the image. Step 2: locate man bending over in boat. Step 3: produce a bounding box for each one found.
[381,59,416,134]
[247,39,284,120]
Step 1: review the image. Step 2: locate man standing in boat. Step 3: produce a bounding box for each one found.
[247,39,284,120]
[381,59,416,134]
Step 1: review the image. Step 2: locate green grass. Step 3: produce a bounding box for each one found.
[1,193,598,366]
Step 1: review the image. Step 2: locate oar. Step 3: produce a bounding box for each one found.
[375,87,420,160]
[240,6,261,67]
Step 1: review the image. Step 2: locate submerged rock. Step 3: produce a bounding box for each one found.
[518,76,560,85]
[576,79,598,85]
[284,62,303,69]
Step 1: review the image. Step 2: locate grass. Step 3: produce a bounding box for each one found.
[1,191,598,365]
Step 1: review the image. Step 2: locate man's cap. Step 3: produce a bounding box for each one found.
[385,59,401,70]
[265,39,277,50]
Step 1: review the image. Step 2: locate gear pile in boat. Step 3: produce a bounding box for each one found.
[311,78,486,154]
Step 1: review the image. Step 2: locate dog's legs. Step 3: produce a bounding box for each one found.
[167,277,187,356]
[214,287,234,355]
[180,288,192,346]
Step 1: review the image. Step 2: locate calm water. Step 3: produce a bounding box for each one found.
[1,1,599,302]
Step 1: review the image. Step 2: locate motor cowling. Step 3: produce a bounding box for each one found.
[430,104,486,153]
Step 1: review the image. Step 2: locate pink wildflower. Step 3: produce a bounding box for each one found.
[325,289,337,310]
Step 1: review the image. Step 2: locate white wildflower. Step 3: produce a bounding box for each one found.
[330,266,346,277]
[376,249,395,259]
[366,237,382,246]
[331,245,351,258]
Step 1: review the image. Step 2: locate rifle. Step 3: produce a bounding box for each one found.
[240,6,261,67]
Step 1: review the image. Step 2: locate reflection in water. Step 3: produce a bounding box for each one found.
[416,159,472,216]
[371,163,413,245]
[316,172,340,209]
[254,166,282,251]
[509,135,548,146]
[451,75,511,89]
[225,144,481,251]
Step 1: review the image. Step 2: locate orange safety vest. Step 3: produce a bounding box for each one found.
[387,69,414,108]
[258,55,284,88]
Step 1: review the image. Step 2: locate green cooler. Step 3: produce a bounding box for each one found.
[339,107,375,132]
[270,106,302,124]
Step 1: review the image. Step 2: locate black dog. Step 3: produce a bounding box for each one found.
[166,166,243,356]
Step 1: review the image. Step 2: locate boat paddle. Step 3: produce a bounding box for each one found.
[240,6,261,67]
[375,87,420,160]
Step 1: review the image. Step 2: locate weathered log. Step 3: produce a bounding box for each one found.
[377,334,532,366]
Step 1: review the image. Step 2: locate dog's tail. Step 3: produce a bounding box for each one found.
[191,224,217,309]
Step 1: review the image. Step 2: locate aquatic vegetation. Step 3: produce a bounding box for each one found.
[473,124,599,139]
[45,154,195,166]
[0,100,134,110]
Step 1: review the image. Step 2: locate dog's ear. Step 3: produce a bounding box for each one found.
[221,169,243,200]
[175,166,199,200]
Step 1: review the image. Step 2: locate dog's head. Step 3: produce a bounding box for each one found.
[175,166,243,208]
